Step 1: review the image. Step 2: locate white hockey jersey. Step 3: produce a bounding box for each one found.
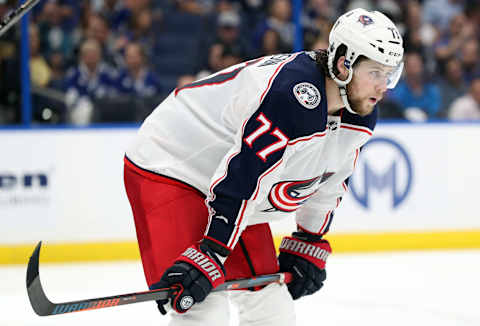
[126,51,376,252]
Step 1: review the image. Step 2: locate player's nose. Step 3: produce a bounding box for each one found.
[375,79,388,94]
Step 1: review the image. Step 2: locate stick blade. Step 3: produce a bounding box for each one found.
[26,241,54,316]
[26,241,41,287]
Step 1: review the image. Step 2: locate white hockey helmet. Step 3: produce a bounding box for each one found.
[328,8,404,113]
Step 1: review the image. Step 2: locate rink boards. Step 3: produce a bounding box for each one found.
[1,123,479,264]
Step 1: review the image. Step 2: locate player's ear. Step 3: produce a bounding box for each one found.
[336,56,349,81]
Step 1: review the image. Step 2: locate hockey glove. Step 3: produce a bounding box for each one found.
[150,239,227,314]
[278,232,331,300]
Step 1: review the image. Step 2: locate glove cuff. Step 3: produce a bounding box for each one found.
[176,243,226,289]
[279,236,331,270]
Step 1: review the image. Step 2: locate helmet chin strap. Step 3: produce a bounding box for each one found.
[339,86,356,115]
[328,65,357,115]
[327,52,357,115]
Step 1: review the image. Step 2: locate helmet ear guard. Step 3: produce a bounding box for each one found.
[327,43,353,88]
[327,8,404,114]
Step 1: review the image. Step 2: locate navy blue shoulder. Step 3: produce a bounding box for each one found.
[341,107,378,131]
[256,52,328,140]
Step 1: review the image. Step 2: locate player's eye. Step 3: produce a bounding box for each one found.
[369,71,382,79]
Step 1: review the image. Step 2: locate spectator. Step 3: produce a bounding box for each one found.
[48,51,67,90]
[301,0,336,50]
[122,0,163,31]
[346,0,375,11]
[388,52,441,121]
[115,42,162,98]
[422,0,465,35]
[197,11,252,73]
[84,13,122,67]
[119,8,159,62]
[253,0,294,52]
[310,37,328,51]
[29,24,52,88]
[173,0,214,15]
[434,13,475,65]
[449,77,480,120]
[259,28,283,55]
[37,0,77,67]
[64,39,117,125]
[459,38,480,85]
[124,0,153,14]
[30,24,68,124]
[33,0,82,31]
[465,1,480,34]
[100,42,164,122]
[437,57,467,117]
[93,0,131,34]
[176,74,196,88]
[226,0,268,33]
[402,0,437,73]
[0,0,20,124]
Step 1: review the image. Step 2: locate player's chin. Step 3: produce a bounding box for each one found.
[354,103,375,117]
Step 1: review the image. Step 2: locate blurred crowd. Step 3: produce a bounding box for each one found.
[0,0,479,125]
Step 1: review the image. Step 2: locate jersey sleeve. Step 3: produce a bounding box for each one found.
[203,95,292,251]
[203,60,328,251]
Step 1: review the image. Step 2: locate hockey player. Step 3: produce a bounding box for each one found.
[123,8,404,326]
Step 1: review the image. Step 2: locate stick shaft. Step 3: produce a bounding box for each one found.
[0,0,41,37]
[27,242,292,316]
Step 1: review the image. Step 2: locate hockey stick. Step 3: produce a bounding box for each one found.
[27,241,292,316]
[0,0,42,37]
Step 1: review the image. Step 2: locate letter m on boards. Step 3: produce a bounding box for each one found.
[354,161,406,209]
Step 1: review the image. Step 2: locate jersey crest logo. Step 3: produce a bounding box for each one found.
[264,172,334,212]
[293,82,321,109]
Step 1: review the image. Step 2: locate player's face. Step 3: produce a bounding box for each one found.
[347,59,393,116]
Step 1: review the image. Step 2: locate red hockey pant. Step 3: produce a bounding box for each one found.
[123,158,279,287]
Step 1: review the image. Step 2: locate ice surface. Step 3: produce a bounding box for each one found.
[1,250,479,326]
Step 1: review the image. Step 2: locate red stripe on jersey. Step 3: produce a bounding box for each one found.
[205,119,249,242]
[340,124,373,135]
[175,58,262,96]
[259,53,299,104]
[175,75,237,96]
[353,148,360,168]
[209,152,236,197]
[228,200,248,249]
[318,210,331,234]
[297,224,324,236]
[288,131,327,145]
[208,119,249,201]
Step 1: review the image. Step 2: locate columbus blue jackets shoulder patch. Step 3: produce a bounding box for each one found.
[293,82,321,109]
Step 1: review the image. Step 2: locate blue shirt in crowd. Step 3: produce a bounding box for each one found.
[388,79,441,117]
[64,62,118,101]
[114,68,162,98]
